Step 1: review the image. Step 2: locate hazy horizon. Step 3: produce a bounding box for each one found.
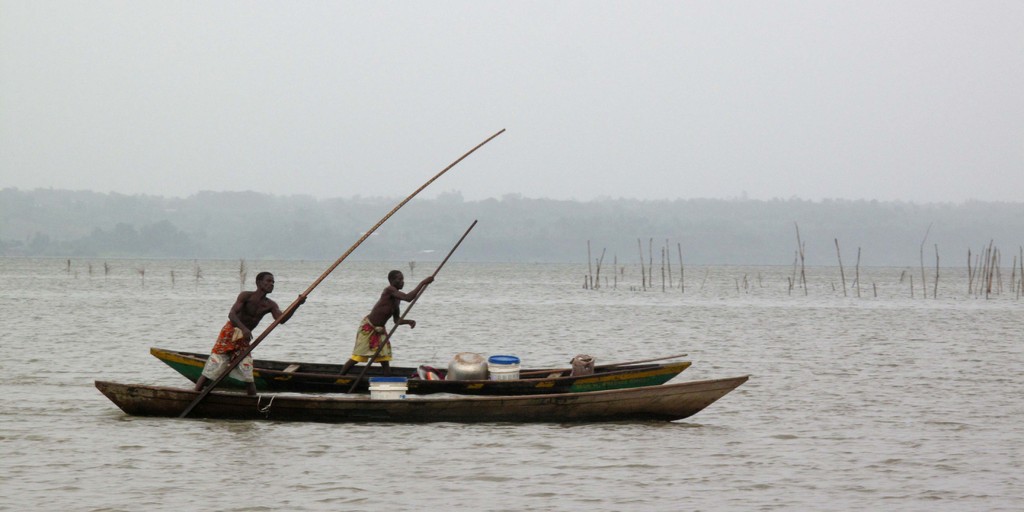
[3,2,1022,203]
[8,184,1024,206]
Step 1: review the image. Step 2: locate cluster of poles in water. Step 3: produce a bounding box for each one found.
[65,258,213,289]
[583,223,1024,299]
[583,238,688,293]
[53,237,1024,301]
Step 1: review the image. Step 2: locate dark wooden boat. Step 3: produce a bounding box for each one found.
[150,347,692,395]
[95,375,748,423]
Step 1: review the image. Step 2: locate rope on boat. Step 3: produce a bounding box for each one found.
[257,394,275,416]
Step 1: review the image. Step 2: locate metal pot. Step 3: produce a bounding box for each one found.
[446,352,488,380]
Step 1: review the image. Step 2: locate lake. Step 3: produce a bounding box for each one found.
[1,257,1021,511]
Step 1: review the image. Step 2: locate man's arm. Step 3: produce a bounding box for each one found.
[397,276,434,302]
[386,287,411,328]
[272,294,306,324]
[391,307,410,329]
[389,276,435,302]
[391,277,434,328]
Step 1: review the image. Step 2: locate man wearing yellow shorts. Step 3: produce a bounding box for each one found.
[339,270,433,376]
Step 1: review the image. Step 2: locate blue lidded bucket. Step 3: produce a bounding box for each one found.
[368,376,408,399]
[488,355,520,365]
[487,355,521,381]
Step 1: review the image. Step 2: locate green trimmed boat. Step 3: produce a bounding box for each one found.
[150,347,691,396]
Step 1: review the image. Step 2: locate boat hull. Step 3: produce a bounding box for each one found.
[95,375,749,423]
[150,347,691,395]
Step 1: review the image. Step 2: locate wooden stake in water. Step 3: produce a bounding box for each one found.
[855,247,862,298]
[677,242,684,294]
[637,239,646,291]
[587,241,593,290]
[919,224,931,300]
[835,238,847,297]
[795,222,807,296]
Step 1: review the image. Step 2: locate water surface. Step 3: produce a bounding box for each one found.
[1,258,1021,511]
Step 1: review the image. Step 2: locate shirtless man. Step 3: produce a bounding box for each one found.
[339,270,433,376]
[194,271,304,395]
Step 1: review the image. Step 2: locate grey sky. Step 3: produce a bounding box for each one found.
[2,1,1022,203]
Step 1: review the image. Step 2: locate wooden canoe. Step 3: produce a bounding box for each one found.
[95,375,748,423]
[150,347,692,395]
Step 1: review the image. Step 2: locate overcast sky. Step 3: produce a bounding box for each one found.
[2,1,1022,203]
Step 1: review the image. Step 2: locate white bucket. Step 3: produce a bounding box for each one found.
[368,377,408,399]
[487,355,521,381]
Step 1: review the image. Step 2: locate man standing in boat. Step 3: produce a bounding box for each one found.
[339,270,433,376]
[194,271,304,395]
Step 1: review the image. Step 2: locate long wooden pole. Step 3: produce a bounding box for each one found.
[345,220,478,393]
[516,352,690,377]
[595,352,690,369]
[179,130,504,418]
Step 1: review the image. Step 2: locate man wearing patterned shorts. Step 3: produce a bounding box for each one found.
[194,271,304,395]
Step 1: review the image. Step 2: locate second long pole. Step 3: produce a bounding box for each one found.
[346,220,478,393]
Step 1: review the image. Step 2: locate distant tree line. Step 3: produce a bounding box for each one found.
[3,187,1024,266]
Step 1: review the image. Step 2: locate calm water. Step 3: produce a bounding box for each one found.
[1,258,1021,511]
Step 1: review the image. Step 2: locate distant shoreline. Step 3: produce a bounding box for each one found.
[3,188,1023,266]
